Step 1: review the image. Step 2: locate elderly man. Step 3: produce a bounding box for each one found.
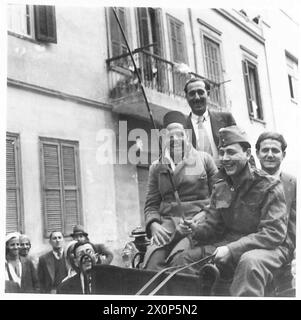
[143,110,218,271]
[70,225,113,265]
[57,240,97,294]
[256,132,296,286]
[171,126,288,296]
[19,234,31,258]
[185,78,236,163]
[37,231,68,293]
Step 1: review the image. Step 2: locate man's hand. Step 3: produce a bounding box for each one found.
[214,246,231,264]
[150,222,172,246]
[176,219,193,236]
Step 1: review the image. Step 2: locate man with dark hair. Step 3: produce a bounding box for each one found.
[57,240,97,294]
[37,231,68,293]
[185,78,236,164]
[170,126,288,296]
[70,225,114,265]
[256,132,296,287]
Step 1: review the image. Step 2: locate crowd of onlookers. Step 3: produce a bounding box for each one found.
[5,225,114,294]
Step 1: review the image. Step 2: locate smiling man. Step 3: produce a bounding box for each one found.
[256,132,296,288]
[171,126,289,296]
[185,78,236,164]
[57,240,98,294]
[143,110,218,271]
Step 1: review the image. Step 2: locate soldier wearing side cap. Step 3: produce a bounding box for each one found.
[170,125,288,296]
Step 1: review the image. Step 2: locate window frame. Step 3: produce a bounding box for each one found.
[6,132,24,234]
[7,4,57,44]
[242,55,264,121]
[166,14,188,64]
[39,137,83,238]
[285,51,298,104]
[200,29,226,109]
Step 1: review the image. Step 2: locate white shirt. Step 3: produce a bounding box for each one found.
[190,111,219,161]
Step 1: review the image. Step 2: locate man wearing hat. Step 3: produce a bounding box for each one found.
[171,126,288,296]
[70,225,114,265]
[143,110,218,271]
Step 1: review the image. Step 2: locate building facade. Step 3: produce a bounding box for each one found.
[6,5,299,265]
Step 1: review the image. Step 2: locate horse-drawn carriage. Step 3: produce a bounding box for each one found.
[86,227,295,297]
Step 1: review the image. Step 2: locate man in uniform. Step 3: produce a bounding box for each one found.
[171,126,288,296]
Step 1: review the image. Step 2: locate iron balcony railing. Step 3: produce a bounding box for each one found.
[106,50,225,109]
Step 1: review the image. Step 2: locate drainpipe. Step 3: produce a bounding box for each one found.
[188,8,198,73]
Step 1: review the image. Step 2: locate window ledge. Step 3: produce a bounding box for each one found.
[8,30,40,44]
[249,117,266,125]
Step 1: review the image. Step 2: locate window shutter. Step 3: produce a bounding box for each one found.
[137,8,151,49]
[34,5,57,43]
[6,136,19,233]
[109,7,127,56]
[61,144,80,235]
[42,142,63,235]
[242,60,254,117]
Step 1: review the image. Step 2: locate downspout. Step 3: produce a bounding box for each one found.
[188,8,198,73]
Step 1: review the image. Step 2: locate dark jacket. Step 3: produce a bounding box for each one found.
[279,172,296,258]
[5,256,39,293]
[37,251,68,293]
[193,164,288,263]
[186,110,236,149]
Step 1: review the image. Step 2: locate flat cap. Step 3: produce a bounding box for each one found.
[163,111,187,129]
[70,225,88,237]
[218,125,251,148]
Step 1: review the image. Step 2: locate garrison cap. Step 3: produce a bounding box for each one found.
[163,111,187,129]
[218,125,251,148]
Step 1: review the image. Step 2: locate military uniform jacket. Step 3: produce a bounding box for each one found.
[193,164,288,263]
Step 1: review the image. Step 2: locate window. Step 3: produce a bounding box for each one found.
[40,138,82,237]
[108,7,128,57]
[167,14,188,64]
[203,35,225,108]
[285,51,298,102]
[7,4,57,43]
[137,8,167,92]
[242,59,263,120]
[6,133,24,234]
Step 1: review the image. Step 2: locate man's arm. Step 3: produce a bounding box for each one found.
[203,152,218,194]
[227,182,288,262]
[144,162,162,238]
[95,244,114,265]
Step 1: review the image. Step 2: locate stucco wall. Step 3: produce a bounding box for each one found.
[6,86,137,265]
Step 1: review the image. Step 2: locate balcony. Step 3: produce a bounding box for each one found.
[106,50,225,124]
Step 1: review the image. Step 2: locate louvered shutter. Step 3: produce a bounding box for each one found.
[109,7,127,57]
[34,5,57,43]
[242,60,254,117]
[61,144,80,235]
[41,142,63,235]
[6,135,21,233]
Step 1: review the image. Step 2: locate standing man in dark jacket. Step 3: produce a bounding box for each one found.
[185,78,236,164]
[38,231,68,293]
[171,126,288,296]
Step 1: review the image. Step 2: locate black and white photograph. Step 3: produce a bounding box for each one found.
[2,0,300,301]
